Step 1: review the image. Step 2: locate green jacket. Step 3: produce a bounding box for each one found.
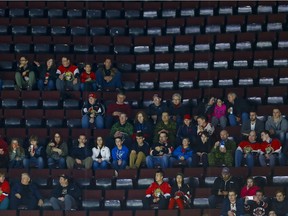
[110,122,133,137]
[153,120,177,145]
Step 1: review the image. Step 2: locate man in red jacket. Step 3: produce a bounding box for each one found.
[143,170,171,209]
[56,56,80,91]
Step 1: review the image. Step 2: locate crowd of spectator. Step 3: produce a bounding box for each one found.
[0,55,288,215]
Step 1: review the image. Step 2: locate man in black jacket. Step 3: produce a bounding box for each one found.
[208,167,241,208]
[50,174,81,210]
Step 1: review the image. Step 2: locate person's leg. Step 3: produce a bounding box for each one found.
[81,115,90,128]
[241,112,249,123]
[175,198,185,210]
[83,157,93,169]
[28,71,36,89]
[47,158,55,169]
[23,158,30,169]
[211,116,219,128]
[47,80,55,90]
[58,157,66,169]
[100,160,109,169]
[120,160,127,169]
[37,157,44,169]
[145,156,154,168]
[92,161,100,170]
[129,151,136,168]
[168,198,176,210]
[37,79,44,90]
[228,114,237,126]
[259,154,266,167]
[269,154,276,168]
[66,156,75,169]
[161,155,169,169]
[72,82,80,91]
[9,195,20,209]
[15,72,24,89]
[246,153,254,169]
[64,194,77,210]
[50,197,62,210]
[135,152,146,168]
[186,157,193,168]
[235,149,243,167]
[80,83,85,91]
[219,116,227,129]
[95,115,104,129]
[158,197,169,209]
[0,197,9,209]
[56,78,64,91]
[96,71,104,89]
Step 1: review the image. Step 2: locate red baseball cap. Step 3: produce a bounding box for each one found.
[88,93,96,99]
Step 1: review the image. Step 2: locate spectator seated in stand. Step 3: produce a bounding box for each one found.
[34,58,57,91]
[96,58,122,91]
[111,136,129,171]
[211,98,227,129]
[80,63,97,91]
[146,93,168,125]
[15,56,36,91]
[92,136,111,170]
[0,138,9,169]
[176,114,197,146]
[0,171,10,210]
[169,137,193,168]
[56,56,80,91]
[241,111,264,140]
[9,138,25,169]
[23,135,45,169]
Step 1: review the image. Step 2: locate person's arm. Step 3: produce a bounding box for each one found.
[60,142,68,157]
[102,147,111,162]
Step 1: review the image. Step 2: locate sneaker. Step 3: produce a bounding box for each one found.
[114,170,118,177]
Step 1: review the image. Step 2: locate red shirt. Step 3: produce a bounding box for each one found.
[238,140,260,151]
[106,103,132,118]
[0,180,10,202]
[56,64,79,80]
[80,71,96,83]
[240,185,260,198]
[146,181,171,199]
[259,138,282,154]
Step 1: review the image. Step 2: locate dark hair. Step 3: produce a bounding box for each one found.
[261,130,270,136]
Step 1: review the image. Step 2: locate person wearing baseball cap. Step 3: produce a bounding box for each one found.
[50,173,81,210]
[176,113,197,146]
[208,167,241,209]
[81,92,105,129]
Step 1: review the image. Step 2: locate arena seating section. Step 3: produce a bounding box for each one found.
[1,1,288,215]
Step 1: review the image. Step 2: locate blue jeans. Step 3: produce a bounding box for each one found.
[228,112,249,126]
[80,82,97,91]
[259,153,286,168]
[23,157,44,169]
[92,160,109,170]
[9,160,23,168]
[169,157,193,168]
[235,150,254,169]
[146,155,169,169]
[0,197,9,209]
[82,115,104,129]
[112,160,127,170]
[48,157,66,169]
[50,194,77,210]
[37,79,55,90]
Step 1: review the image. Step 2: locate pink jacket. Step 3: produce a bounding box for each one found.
[212,104,227,119]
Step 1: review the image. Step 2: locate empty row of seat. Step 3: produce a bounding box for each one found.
[0,127,110,142]
[0,14,287,37]
[1,1,287,19]
[1,31,288,55]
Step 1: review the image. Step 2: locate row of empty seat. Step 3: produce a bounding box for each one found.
[1,1,287,19]
[0,14,287,37]
[1,31,288,55]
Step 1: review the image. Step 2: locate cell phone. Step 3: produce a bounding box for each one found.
[247,196,254,200]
